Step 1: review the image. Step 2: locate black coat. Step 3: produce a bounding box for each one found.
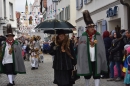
[108,38,123,62]
[25,46,30,53]
[104,37,112,60]
[49,41,77,70]
[122,35,130,45]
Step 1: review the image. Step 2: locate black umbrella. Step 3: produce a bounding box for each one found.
[0,36,6,45]
[35,19,75,34]
[35,19,75,29]
[44,29,73,34]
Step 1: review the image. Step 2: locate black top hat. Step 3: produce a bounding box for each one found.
[83,10,95,28]
[6,24,15,37]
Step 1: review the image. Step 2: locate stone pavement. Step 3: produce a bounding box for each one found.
[0,54,125,86]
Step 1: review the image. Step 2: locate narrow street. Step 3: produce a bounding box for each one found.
[0,55,125,86]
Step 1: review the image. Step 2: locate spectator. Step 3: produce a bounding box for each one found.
[74,37,79,56]
[49,30,76,86]
[123,30,130,45]
[25,45,31,61]
[108,32,123,81]
[102,31,112,78]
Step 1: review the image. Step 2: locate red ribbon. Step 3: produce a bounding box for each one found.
[86,30,96,41]
[6,39,14,45]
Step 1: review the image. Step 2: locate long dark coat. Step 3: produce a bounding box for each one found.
[103,37,112,60]
[49,41,76,85]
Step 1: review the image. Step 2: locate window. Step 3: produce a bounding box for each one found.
[59,12,62,20]
[65,5,70,20]
[68,5,70,20]
[3,0,6,18]
[9,2,13,20]
[61,10,64,20]
[65,8,67,20]
[84,0,92,5]
[76,0,83,10]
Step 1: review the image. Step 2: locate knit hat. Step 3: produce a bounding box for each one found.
[124,45,130,50]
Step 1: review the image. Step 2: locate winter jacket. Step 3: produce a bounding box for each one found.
[122,35,130,45]
[108,38,123,62]
[49,41,76,70]
[103,37,112,59]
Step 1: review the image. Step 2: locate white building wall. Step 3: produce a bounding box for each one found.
[76,0,128,36]
[76,0,117,20]
[70,0,76,26]
[0,0,4,35]
[56,0,76,26]
[0,0,17,35]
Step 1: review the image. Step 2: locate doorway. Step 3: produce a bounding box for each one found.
[108,18,121,32]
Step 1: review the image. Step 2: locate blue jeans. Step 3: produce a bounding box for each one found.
[109,61,121,78]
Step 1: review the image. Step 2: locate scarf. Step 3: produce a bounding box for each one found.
[6,39,14,45]
[86,30,97,47]
[86,29,96,41]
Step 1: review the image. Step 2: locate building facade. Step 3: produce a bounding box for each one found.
[0,0,17,36]
[47,0,77,37]
[46,0,56,20]
[76,0,129,36]
[56,0,76,26]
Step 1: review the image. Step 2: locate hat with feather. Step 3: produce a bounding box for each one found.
[82,10,95,28]
[6,24,15,37]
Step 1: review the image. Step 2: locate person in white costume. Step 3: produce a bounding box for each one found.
[39,51,44,63]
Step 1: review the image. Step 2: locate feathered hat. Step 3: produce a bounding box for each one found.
[6,24,15,37]
[83,10,95,28]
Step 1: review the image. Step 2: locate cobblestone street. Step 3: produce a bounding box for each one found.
[0,55,125,86]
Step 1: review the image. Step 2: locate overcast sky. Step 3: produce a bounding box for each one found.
[15,0,34,12]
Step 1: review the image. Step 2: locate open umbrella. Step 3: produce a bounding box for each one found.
[35,19,75,34]
[0,36,6,44]
[44,29,73,34]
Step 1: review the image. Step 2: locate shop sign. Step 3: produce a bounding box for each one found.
[107,6,118,17]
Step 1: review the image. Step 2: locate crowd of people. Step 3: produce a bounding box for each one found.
[48,10,130,86]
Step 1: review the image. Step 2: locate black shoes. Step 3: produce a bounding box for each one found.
[13,81,15,85]
[7,83,13,86]
[35,67,38,69]
[31,67,35,70]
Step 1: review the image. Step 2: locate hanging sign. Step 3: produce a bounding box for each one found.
[107,6,118,17]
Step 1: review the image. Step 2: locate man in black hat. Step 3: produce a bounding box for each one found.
[77,10,108,86]
[0,24,26,86]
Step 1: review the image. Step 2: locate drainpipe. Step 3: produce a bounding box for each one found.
[120,0,130,32]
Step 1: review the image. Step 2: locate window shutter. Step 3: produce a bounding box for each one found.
[84,0,87,5]
[80,0,83,9]
[66,7,68,20]
[68,5,70,20]
[76,0,79,10]
[102,20,107,34]
[87,0,91,3]
[61,11,63,20]
[60,12,62,20]
[76,0,83,10]
[114,6,118,16]
[62,10,63,20]
[65,8,66,20]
